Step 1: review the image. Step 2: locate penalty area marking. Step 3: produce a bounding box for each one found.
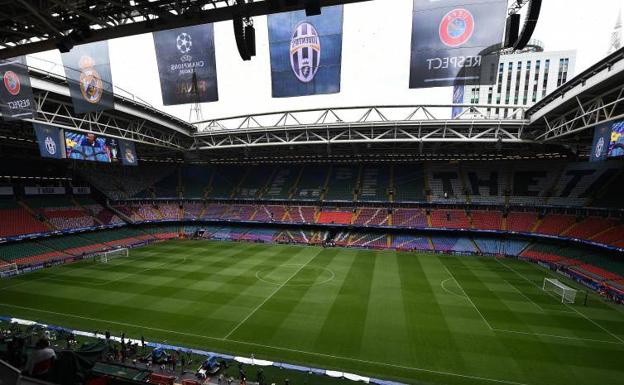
[495,259,624,345]
[0,303,531,385]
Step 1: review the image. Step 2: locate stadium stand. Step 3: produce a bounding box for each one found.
[324,166,358,201]
[358,165,390,201]
[430,209,471,229]
[470,210,503,230]
[393,164,426,202]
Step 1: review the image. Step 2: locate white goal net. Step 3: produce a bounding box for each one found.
[543,278,577,304]
[97,248,129,263]
[0,263,18,278]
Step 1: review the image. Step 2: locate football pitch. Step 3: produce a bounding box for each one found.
[1,240,623,385]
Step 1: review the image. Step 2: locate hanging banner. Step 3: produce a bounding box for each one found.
[268,5,343,98]
[118,140,138,166]
[61,41,115,113]
[452,84,464,118]
[590,123,611,162]
[409,0,506,89]
[153,24,219,106]
[0,56,35,119]
[33,123,65,159]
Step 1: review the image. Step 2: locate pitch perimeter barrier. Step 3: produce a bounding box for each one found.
[0,316,406,385]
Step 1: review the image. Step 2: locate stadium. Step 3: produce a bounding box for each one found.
[0,1,623,385]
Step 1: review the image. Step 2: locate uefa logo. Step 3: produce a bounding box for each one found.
[3,70,21,96]
[290,22,321,83]
[176,33,193,54]
[44,136,57,155]
[439,8,475,48]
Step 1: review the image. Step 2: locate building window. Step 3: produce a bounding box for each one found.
[496,62,504,104]
[560,58,569,85]
[505,62,513,104]
[514,61,522,105]
[542,59,550,97]
[532,60,541,102]
[523,60,531,105]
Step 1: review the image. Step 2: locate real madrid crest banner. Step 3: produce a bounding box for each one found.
[153,24,219,106]
[61,41,115,113]
[268,5,343,98]
[0,56,35,120]
[409,0,507,89]
[118,140,138,166]
[33,123,65,160]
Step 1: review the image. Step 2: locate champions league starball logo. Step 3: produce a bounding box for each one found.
[290,22,321,83]
[78,55,104,104]
[44,136,57,155]
[176,33,193,54]
[439,8,475,48]
[3,70,21,96]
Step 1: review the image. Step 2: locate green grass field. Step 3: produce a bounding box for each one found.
[1,240,623,385]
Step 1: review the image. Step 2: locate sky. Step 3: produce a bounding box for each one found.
[26,0,623,123]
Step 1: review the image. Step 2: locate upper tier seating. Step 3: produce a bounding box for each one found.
[462,162,509,205]
[357,165,389,202]
[234,165,274,199]
[324,166,358,201]
[427,163,466,203]
[264,166,300,200]
[181,165,211,198]
[292,165,327,200]
[393,164,426,202]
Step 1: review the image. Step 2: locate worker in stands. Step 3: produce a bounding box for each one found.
[25,338,56,379]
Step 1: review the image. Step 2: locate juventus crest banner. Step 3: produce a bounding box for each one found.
[61,41,115,113]
[409,0,506,89]
[268,5,343,98]
[153,23,219,106]
[33,123,65,160]
[0,56,35,120]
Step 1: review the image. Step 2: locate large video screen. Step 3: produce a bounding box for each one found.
[64,130,119,163]
[607,120,624,158]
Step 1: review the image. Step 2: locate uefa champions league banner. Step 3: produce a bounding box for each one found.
[0,56,35,120]
[33,123,65,159]
[409,0,507,89]
[268,5,343,98]
[153,24,219,106]
[118,140,138,166]
[61,41,115,113]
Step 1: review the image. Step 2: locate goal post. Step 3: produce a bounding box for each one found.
[0,262,18,278]
[97,248,129,263]
[543,278,577,304]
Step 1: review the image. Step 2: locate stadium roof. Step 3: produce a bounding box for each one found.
[0,0,370,60]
